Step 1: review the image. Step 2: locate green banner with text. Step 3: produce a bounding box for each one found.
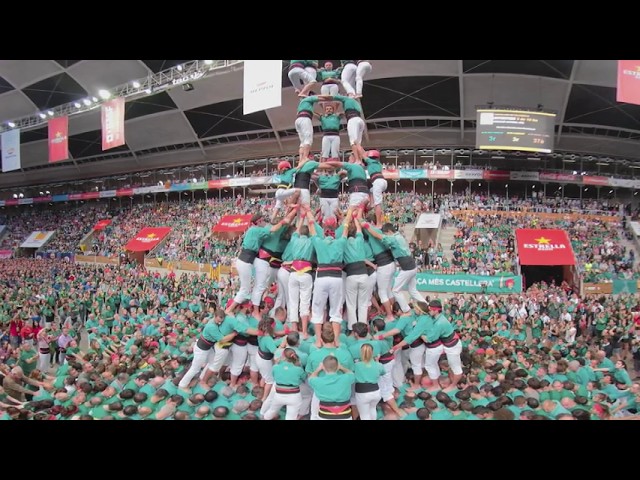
[415,273,522,294]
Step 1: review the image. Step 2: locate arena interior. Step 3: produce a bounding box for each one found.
[1,59,640,421]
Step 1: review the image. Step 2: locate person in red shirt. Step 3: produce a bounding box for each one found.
[9,318,23,348]
[20,323,34,346]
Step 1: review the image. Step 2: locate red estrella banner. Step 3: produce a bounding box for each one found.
[617,60,640,105]
[48,116,69,163]
[94,219,112,231]
[213,214,252,233]
[515,229,576,266]
[102,97,126,150]
[125,227,172,252]
[208,179,229,189]
[539,172,579,183]
[116,188,134,197]
[5,199,18,206]
[582,175,610,186]
[69,194,84,200]
[483,170,510,181]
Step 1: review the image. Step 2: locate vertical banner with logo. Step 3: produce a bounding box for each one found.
[101,97,126,150]
[48,116,69,163]
[243,60,283,115]
[1,128,20,172]
[617,60,640,105]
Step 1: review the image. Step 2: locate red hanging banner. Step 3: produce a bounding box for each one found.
[48,116,69,163]
[101,97,126,150]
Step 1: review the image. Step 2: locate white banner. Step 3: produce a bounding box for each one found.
[18,198,33,205]
[1,129,20,172]
[415,213,442,229]
[453,169,484,180]
[243,60,283,115]
[609,178,640,188]
[21,231,55,248]
[630,221,640,237]
[99,190,117,198]
[510,171,540,181]
[228,177,251,187]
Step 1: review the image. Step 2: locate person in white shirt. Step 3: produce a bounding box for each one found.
[565,321,577,343]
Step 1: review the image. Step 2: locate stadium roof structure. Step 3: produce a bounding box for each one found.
[1,60,640,189]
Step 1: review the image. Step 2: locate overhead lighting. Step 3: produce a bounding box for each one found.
[74,102,82,108]
[12,194,17,199]
[609,190,614,194]
[177,64,183,71]
[45,190,50,194]
[505,184,509,188]
[563,159,575,163]
[7,121,15,128]
[47,110,54,116]
[18,193,24,198]
[192,178,197,183]
[144,88,152,94]
[92,97,98,102]
[527,157,540,161]
[83,98,92,106]
[572,170,578,175]
[491,156,505,159]
[204,60,213,65]
[98,89,111,100]
[39,191,44,196]
[39,113,46,119]
[596,162,609,166]
[584,188,589,192]
[132,81,141,89]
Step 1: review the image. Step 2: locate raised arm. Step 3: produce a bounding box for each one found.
[306,210,317,236]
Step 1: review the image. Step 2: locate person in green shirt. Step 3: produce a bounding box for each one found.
[363,150,387,227]
[273,160,300,221]
[307,208,347,343]
[263,347,307,420]
[294,95,326,162]
[226,213,286,315]
[308,355,355,420]
[317,103,342,161]
[317,169,343,222]
[353,343,385,420]
[328,94,366,163]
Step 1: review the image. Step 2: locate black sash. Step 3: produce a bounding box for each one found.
[239,248,258,264]
[294,171,312,189]
[374,250,394,267]
[344,261,367,276]
[397,256,416,271]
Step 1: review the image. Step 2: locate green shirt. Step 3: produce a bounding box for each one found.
[381,233,412,259]
[272,363,306,387]
[312,235,346,265]
[309,371,355,402]
[241,226,271,253]
[343,232,366,264]
[319,174,341,191]
[354,361,385,384]
[341,162,367,181]
[320,114,341,132]
[288,232,314,262]
[296,96,320,114]
[365,156,383,176]
[334,94,363,114]
[278,168,296,187]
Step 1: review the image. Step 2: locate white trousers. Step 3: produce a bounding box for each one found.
[371,178,388,206]
[356,62,372,95]
[247,344,259,373]
[348,191,369,208]
[341,63,357,96]
[443,341,463,375]
[365,270,377,308]
[255,354,274,384]
[37,352,51,373]
[295,116,313,147]
[179,344,210,388]
[276,268,290,312]
[288,67,315,89]
[376,262,396,304]
[344,273,369,328]
[288,272,313,323]
[274,188,297,211]
[311,275,344,324]
[424,344,445,380]
[233,258,254,304]
[229,343,247,377]
[251,258,272,306]
[392,268,422,312]
[347,117,365,146]
[299,188,311,207]
[321,84,339,96]
[379,360,395,402]
[205,344,230,373]
[409,344,426,377]
[392,348,408,388]
[355,389,381,420]
[263,388,303,420]
[321,135,340,159]
[320,197,339,220]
